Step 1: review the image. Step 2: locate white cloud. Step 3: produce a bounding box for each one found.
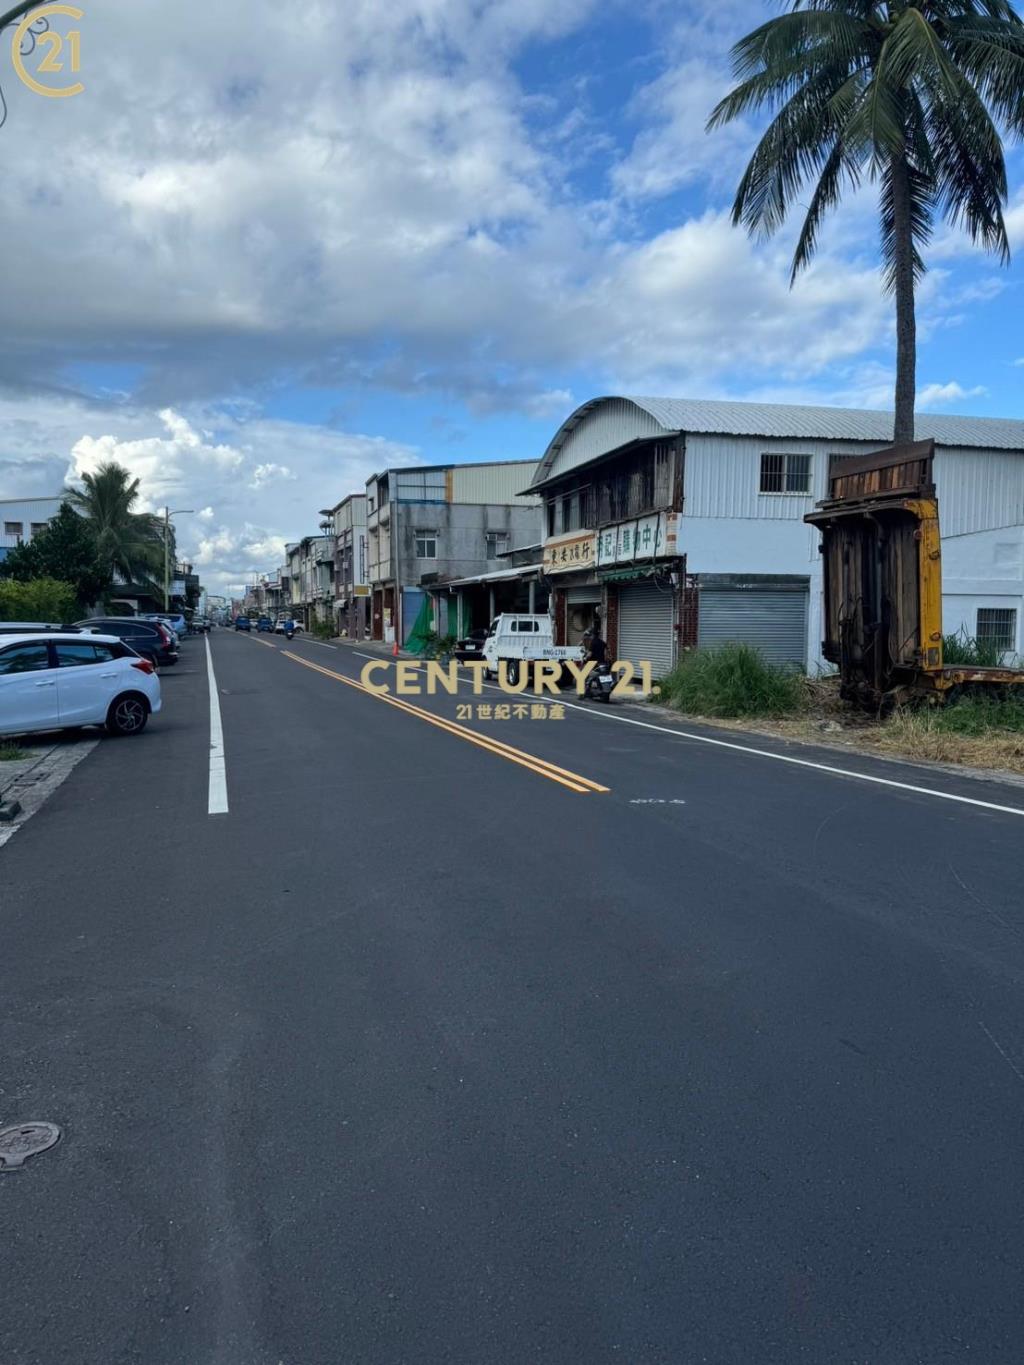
[916,381,987,410]
[249,462,295,490]
[0,390,415,591]
[612,60,746,202]
[0,0,914,412]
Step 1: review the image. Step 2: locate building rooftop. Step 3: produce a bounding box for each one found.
[529,396,1024,488]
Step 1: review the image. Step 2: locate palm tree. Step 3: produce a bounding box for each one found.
[707,0,1024,443]
[65,462,165,589]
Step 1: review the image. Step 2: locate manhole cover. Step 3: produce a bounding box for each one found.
[0,1121,61,1170]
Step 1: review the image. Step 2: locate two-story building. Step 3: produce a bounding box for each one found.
[527,397,1024,674]
[329,493,369,638]
[365,461,542,644]
[0,495,64,563]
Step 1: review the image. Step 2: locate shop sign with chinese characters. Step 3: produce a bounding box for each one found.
[543,532,596,574]
[596,511,678,567]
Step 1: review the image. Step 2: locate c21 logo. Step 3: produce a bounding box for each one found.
[10,4,83,100]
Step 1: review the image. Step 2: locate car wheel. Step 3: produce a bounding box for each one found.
[106,693,149,736]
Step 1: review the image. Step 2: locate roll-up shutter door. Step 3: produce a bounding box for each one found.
[566,585,601,604]
[617,581,676,677]
[697,583,808,667]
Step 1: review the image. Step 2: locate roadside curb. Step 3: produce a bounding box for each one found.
[0,739,98,849]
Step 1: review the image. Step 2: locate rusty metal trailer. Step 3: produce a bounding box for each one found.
[804,440,1023,708]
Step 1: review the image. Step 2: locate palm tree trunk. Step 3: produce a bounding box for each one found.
[890,153,916,445]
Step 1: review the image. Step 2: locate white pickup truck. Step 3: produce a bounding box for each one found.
[480,614,582,682]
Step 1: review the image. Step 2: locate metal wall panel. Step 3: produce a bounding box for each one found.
[934,448,1024,539]
[546,400,666,484]
[617,582,676,676]
[698,584,809,668]
[685,434,880,520]
[449,462,541,506]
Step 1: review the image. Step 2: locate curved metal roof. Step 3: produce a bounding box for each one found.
[528,396,1024,489]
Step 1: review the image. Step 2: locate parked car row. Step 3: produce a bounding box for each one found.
[0,610,212,742]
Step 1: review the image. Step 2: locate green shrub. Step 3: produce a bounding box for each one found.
[657,642,805,718]
[0,577,77,624]
[311,620,334,640]
[929,692,1024,735]
[943,629,1002,667]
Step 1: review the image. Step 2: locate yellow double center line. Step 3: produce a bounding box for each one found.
[282,650,609,794]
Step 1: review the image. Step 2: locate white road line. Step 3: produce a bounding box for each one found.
[338,649,1024,819]
[554,701,1024,819]
[205,636,228,816]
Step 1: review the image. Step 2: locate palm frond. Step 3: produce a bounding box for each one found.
[879,160,933,292]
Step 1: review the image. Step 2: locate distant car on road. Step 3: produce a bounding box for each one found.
[234,616,251,631]
[0,632,161,738]
[73,618,178,669]
[191,617,211,633]
[256,617,274,632]
[274,619,303,634]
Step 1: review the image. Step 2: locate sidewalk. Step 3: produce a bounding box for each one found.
[329,636,419,660]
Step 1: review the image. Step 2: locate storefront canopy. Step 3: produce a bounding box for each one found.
[439,564,543,589]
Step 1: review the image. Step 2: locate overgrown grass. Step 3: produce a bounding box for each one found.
[925,692,1024,735]
[873,692,1024,772]
[943,629,1002,667]
[0,742,24,762]
[657,643,805,718]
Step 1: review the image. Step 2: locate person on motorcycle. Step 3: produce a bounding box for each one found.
[585,629,608,667]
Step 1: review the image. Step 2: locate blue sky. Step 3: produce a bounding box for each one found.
[1,0,1022,593]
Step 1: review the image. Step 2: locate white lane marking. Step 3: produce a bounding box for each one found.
[206,635,228,815]
[297,638,338,650]
[557,701,1024,819]
[338,651,1024,819]
[630,798,686,805]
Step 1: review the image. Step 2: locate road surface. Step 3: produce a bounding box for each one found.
[2,629,1023,1363]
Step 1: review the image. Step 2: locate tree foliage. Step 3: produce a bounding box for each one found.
[64,462,165,588]
[708,1,1024,440]
[0,504,110,612]
[0,577,77,624]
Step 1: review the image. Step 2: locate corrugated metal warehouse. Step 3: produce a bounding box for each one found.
[528,397,1024,673]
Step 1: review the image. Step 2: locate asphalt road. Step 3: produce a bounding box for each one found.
[2,629,1023,1364]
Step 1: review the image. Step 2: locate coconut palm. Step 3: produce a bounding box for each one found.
[707,0,1024,443]
[65,462,165,588]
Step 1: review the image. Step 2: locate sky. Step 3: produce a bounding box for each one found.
[1,0,1022,597]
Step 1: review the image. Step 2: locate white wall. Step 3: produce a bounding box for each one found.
[682,434,1024,671]
[0,495,63,551]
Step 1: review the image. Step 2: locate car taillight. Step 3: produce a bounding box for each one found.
[132,659,155,675]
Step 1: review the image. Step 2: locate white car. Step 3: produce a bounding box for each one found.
[274,619,304,634]
[0,632,162,738]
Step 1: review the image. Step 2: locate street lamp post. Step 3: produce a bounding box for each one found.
[163,508,194,611]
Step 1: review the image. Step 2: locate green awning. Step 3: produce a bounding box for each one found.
[597,564,667,583]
